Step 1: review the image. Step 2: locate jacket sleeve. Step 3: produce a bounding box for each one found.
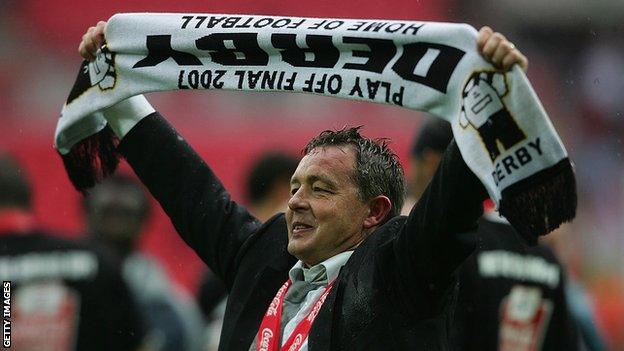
[118,112,261,288]
[383,140,487,317]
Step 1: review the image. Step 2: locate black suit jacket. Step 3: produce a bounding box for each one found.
[119,113,487,350]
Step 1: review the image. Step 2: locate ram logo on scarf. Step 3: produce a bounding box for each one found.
[65,47,117,105]
[89,47,117,90]
[460,71,526,162]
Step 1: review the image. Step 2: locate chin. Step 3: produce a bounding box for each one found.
[287,240,310,261]
[286,241,301,256]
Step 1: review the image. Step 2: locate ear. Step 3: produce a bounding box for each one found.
[363,195,392,229]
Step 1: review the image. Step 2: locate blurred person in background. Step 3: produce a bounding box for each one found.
[198,151,299,350]
[83,175,204,351]
[245,152,301,223]
[540,227,608,351]
[403,118,604,351]
[0,152,146,351]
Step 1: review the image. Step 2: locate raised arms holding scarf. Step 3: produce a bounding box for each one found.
[59,14,575,245]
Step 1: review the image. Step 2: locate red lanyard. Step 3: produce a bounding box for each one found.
[256,278,336,351]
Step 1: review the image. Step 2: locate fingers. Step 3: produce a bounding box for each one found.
[78,21,108,61]
[481,30,507,64]
[501,48,528,72]
[79,27,97,61]
[491,41,513,68]
[477,26,493,52]
[94,21,107,45]
[477,26,528,72]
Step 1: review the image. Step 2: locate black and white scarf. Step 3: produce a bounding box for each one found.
[54,13,576,243]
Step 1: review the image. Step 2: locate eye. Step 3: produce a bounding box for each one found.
[313,186,330,193]
[290,187,299,195]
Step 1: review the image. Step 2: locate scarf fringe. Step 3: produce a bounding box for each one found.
[59,126,120,194]
[499,158,577,245]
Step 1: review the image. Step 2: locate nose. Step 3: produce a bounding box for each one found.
[288,188,310,212]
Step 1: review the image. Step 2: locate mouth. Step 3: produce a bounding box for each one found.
[291,221,314,236]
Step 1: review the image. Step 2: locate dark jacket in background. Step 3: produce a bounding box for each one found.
[0,231,145,351]
[451,218,582,351]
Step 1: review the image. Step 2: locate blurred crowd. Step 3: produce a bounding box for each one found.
[0,0,622,349]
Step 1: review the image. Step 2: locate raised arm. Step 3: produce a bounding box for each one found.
[79,22,261,288]
[118,112,260,287]
[389,140,487,315]
[385,27,527,315]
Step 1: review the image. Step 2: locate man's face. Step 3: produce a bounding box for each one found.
[286,146,370,266]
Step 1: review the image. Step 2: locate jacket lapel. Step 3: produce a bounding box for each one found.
[308,276,343,350]
[309,245,369,350]
[221,219,295,351]
[225,265,290,351]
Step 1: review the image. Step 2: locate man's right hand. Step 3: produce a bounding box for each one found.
[79,21,107,61]
[76,20,154,139]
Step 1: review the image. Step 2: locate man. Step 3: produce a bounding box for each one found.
[84,175,205,351]
[404,118,597,350]
[79,22,527,350]
[0,153,145,351]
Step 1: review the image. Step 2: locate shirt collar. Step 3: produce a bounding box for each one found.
[288,250,354,286]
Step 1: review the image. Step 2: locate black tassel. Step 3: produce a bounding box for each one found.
[59,125,120,194]
[499,158,577,245]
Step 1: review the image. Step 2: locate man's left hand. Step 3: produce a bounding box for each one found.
[477,26,528,72]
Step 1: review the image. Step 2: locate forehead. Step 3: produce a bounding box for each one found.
[293,145,357,183]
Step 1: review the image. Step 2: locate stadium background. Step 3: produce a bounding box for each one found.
[1,0,622,348]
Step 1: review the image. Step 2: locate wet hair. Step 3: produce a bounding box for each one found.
[247,152,299,204]
[82,174,150,220]
[304,126,405,219]
[0,153,32,210]
[411,117,452,158]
